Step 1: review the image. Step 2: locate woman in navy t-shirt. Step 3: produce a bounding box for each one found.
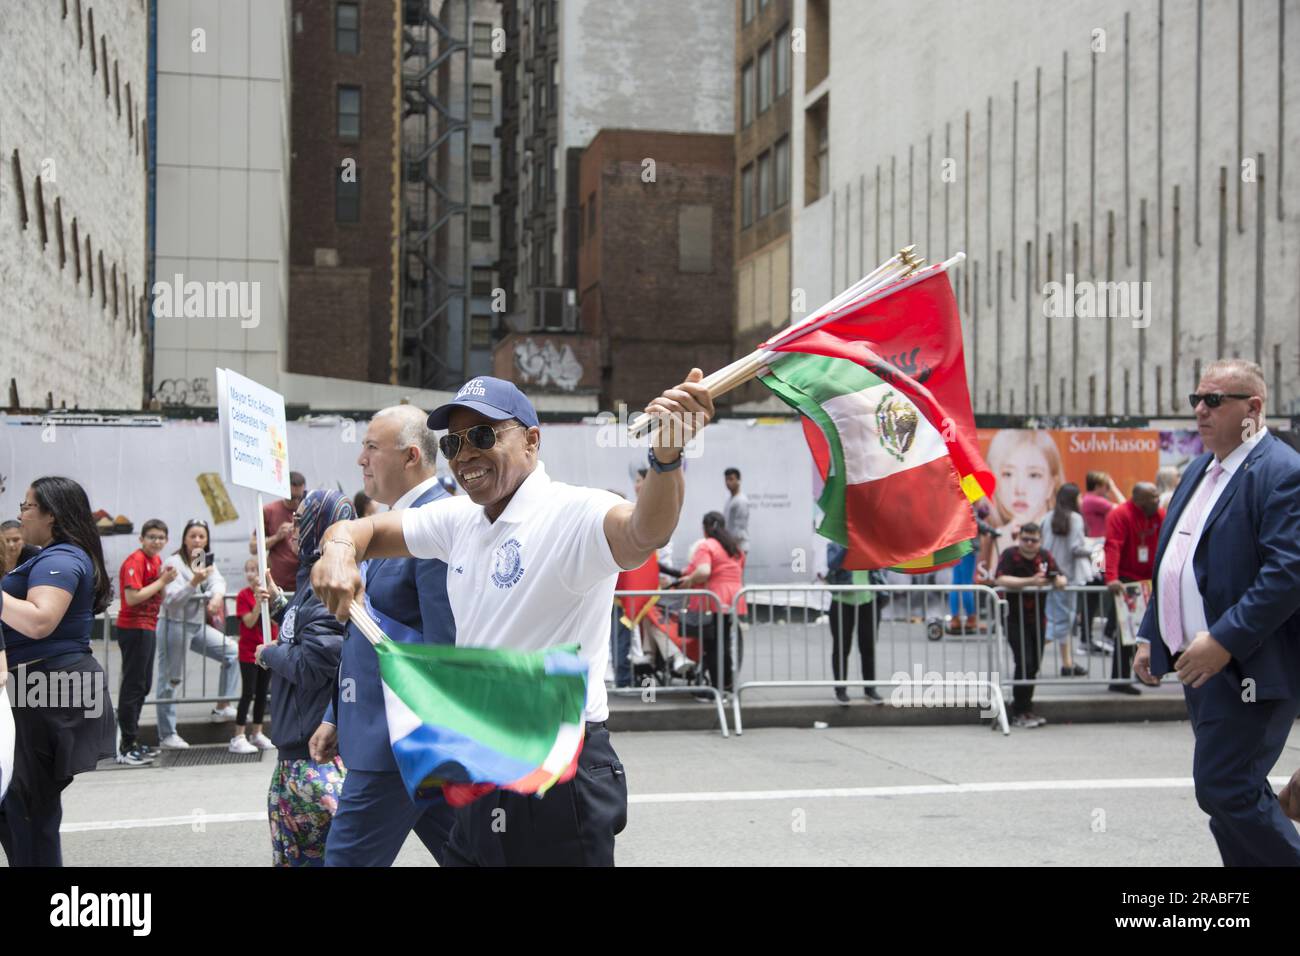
[0,476,116,866]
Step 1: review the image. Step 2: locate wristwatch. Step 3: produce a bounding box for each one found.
[647,447,683,473]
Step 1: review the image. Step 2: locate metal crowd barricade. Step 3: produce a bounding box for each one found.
[729,584,1010,736]
[996,581,1177,690]
[95,593,246,709]
[609,588,730,737]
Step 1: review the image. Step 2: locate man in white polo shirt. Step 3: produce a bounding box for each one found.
[311,372,712,866]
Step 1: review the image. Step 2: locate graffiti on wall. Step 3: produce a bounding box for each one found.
[513,339,583,391]
[155,377,214,406]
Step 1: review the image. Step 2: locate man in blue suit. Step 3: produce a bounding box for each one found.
[1135,359,1300,865]
[312,405,457,866]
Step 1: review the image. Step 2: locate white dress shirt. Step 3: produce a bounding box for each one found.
[1158,427,1267,650]
[390,473,443,513]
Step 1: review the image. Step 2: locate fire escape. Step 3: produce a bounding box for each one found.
[400,0,471,389]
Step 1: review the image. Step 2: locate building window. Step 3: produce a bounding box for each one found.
[757,150,772,219]
[547,228,556,281]
[336,2,360,54]
[757,44,772,114]
[472,21,493,57]
[550,60,558,110]
[805,96,829,203]
[55,197,66,268]
[470,314,492,349]
[534,79,545,121]
[587,192,596,237]
[336,166,360,221]
[740,163,754,228]
[337,86,361,138]
[471,205,492,241]
[535,0,547,31]
[11,151,28,230]
[472,83,493,118]
[534,159,545,203]
[34,176,48,248]
[549,144,557,196]
[743,0,755,24]
[775,25,791,96]
[741,60,755,128]
[471,266,494,296]
[774,135,790,208]
[760,0,770,8]
[472,144,492,180]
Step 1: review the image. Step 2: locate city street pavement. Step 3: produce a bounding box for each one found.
[22,719,1299,867]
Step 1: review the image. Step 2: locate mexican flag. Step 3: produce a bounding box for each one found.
[359,602,588,807]
[763,353,977,569]
[759,268,992,571]
[765,271,993,505]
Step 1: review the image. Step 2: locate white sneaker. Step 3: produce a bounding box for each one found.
[228,734,258,754]
[159,733,190,750]
[248,732,274,750]
[210,705,236,722]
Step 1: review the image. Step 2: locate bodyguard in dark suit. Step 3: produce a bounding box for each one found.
[314,406,457,867]
[1135,360,1300,866]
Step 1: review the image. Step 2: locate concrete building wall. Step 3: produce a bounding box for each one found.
[0,0,149,410]
[549,0,735,291]
[152,0,292,406]
[790,0,1300,418]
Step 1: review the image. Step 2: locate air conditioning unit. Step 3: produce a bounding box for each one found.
[531,287,577,332]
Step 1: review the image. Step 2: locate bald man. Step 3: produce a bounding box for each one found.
[1103,481,1164,694]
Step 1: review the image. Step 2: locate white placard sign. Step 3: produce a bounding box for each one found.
[215,368,290,498]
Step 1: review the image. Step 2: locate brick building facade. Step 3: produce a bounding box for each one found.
[568,129,735,412]
[288,0,400,385]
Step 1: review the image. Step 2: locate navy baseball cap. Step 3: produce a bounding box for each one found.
[427,377,540,430]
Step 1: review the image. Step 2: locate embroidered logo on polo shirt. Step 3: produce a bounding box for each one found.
[491,538,525,589]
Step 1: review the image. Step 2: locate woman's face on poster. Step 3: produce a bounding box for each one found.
[996,443,1055,521]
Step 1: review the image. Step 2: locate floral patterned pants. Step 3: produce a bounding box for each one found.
[268,756,347,867]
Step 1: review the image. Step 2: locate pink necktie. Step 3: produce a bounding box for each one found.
[1158,463,1223,655]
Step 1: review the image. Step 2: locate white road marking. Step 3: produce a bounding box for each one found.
[58,776,1291,833]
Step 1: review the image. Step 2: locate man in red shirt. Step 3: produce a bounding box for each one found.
[116,519,178,765]
[250,471,306,590]
[1104,482,1164,694]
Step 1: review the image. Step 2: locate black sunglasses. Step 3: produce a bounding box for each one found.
[1188,392,1252,410]
[438,422,523,461]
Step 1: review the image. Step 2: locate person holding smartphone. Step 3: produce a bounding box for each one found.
[155,519,239,749]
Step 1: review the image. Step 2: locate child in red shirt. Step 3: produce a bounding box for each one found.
[233,558,277,753]
[115,519,177,765]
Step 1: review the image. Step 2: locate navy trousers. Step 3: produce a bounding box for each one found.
[324,768,456,867]
[441,723,627,866]
[1184,673,1300,866]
